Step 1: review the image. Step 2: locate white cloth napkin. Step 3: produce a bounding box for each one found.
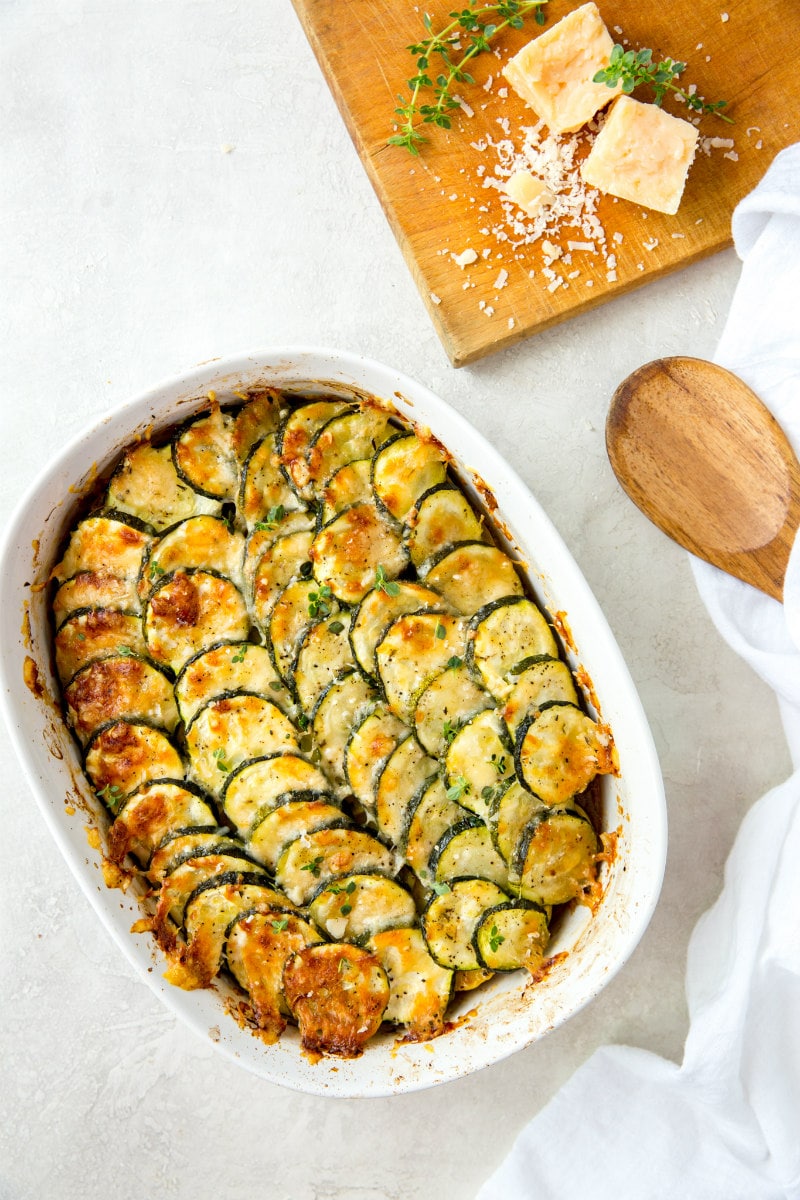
[477,143,800,1200]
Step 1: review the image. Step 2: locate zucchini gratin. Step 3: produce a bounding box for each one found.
[50,386,614,1059]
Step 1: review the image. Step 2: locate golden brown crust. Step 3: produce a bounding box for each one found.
[283,943,389,1058]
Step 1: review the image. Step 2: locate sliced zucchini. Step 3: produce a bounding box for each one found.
[185,693,299,796]
[225,910,323,1041]
[444,709,513,821]
[175,641,290,727]
[220,752,331,832]
[454,967,494,992]
[515,703,612,806]
[173,406,238,501]
[502,657,579,739]
[424,542,523,615]
[311,670,377,787]
[375,611,467,722]
[275,827,397,906]
[140,515,244,599]
[468,597,559,700]
[107,779,217,866]
[343,703,409,810]
[51,511,153,584]
[143,569,249,674]
[278,398,352,498]
[473,901,549,973]
[240,434,302,529]
[242,509,314,602]
[406,485,486,571]
[247,798,347,872]
[375,735,438,846]
[309,872,416,944]
[84,719,184,806]
[266,577,319,683]
[154,857,268,944]
[400,777,465,885]
[310,502,408,606]
[107,443,217,531]
[367,927,454,1041]
[53,570,140,628]
[320,457,372,524]
[430,819,509,889]
[293,614,356,715]
[64,654,178,744]
[147,828,243,883]
[55,608,146,685]
[509,806,599,906]
[251,529,316,626]
[488,778,546,864]
[306,407,394,494]
[372,432,448,523]
[282,942,390,1058]
[413,662,492,757]
[232,388,284,462]
[350,581,444,679]
[422,877,509,971]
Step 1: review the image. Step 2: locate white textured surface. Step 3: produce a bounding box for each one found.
[0,3,791,1199]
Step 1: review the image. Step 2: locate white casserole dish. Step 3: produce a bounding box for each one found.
[0,347,666,1096]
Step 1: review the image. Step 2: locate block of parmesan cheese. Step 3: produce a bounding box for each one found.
[504,169,553,217]
[501,2,621,134]
[580,95,699,215]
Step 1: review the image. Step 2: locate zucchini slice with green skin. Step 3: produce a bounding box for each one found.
[154,859,270,945]
[473,901,549,973]
[400,777,465,885]
[502,657,579,739]
[430,818,509,889]
[220,751,331,833]
[242,510,315,602]
[64,653,178,744]
[311,670,377,788]
[53,570,140,628]
[444,709,513,822]
[247,799,347,872]
[231,388,285,463]
[225,910,324,1042]
[372,432,448,523]
[147,827,244,883]
[413,662,492,757]
[107,443,219,531]
[266,577,320,684]
[367,927,454,1041]
[488,778,546,864]
[343,703,409,811]
[508,805,599,906]
[251,529,315,626]
[406,485,486,571]
[107,779,217,867]
[55,608,146,685]
[375,610,467,722]
[375,735,438,846]
[350,581,444,679]
[293,614,356,715]
[185,692,300,796]
[51,511,154,584]
[282,942,390,1059]
[468,597,559,700]
[173,406,238,502]
[320,457,373,524]
[174,641,290,727]
[139,515,245,599]
[275,827,397,906]
[514,702,612,806]
[143,569,249,675]
[310,502,408,606]
[306,407,395,495]
[422,877,509,971]
[240,434,303,529]
[277,398,352,499]
[84,719,184,807]
[424,542,524,615]
[309,872,417,944]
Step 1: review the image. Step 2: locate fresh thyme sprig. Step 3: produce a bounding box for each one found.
[390,1,549,155]
[594,45,732,122]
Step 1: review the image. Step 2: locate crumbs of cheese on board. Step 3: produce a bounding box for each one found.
[452,248,479,268]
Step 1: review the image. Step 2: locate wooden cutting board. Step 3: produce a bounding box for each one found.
[292,0,799,366]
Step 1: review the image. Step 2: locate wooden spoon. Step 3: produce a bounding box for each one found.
[606,356,800,602]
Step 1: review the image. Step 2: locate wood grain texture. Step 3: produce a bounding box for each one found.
[292,0,800,365]
[606,357,800,600]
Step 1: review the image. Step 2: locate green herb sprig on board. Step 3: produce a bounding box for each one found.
[594,45,732,121]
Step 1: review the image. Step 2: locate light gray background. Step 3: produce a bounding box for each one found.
[0,3,790,1198]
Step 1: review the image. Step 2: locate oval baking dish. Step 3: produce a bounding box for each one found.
[0,348,666,1096]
